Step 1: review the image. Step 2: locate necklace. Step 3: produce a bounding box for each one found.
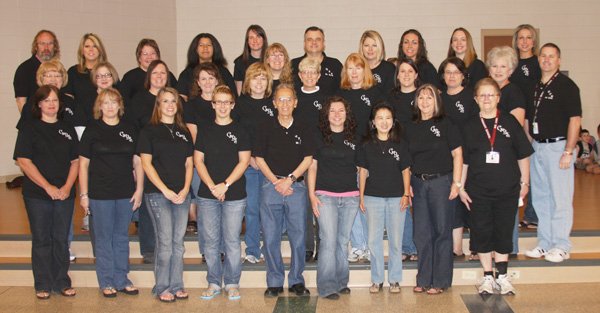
[377,138,387,155]
[163,123,175,139]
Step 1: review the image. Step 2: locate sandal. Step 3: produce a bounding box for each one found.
[117,285,139,295]
[175,290,188,300]
[468,252,479,261]
[102,287,117,298]
[427,288,444,295]
[401,254,408,261]
[35,290,50,300]
[200,286,221,300]
[228,287,241,300]
[409,254,418,261]
[60,287,76,297]
[158,292,175,303]
[413,286,427,293]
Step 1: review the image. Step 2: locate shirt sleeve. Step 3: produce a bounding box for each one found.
[509,116,535,160]
[237,125,252,151]
[447,120,463,151]
[194,126,206,152]
[136,128,153,155]
[78,125,94,158]
[13,125,34,160]
[356,143,368,168]
[398,141,412,171]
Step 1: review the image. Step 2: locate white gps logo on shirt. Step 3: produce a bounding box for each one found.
[226,131,238,144]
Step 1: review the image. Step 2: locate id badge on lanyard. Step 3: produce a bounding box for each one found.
[532,72,559,135]
[480,111,500,164]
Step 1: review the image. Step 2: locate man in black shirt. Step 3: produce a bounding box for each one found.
[14,30,60,112]
[524,43,582,263]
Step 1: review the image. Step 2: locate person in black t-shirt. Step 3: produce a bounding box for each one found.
[235,62,274,264]
[184,63,223,142]
[195,86,251,300]
[137,87,194,303]
[177,33,236,101]
[233,25,268,95]
[78,62,120,128]
[78,88,142,297]
[405,84,463,294]
[127,60,170,130]
[388,58,419,126]
[446,28,488,89]
[359,30,396,96]
[459,78,533,295]
[255,84,314,298]
[307,96,359,299]
[14,30,60,112]
[486,46,526,125]
[398,29,441,89]
[14,85,79,299]
[264,43,294,92]
[119,39,178,108]
[357,103,411,294]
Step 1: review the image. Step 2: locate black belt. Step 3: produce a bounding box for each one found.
[413,172,449,181]
[275,175,304,182]
[535,136,566,143]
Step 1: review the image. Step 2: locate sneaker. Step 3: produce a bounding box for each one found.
[495,274,516,295]
[477,275,496,295]
[525,247,547,258]
[545,248,570,263]
[389,282,401,293]
[359,250,371,262]
[69,249,76,262]
[369,283,383,293]
[81,215,89,231]
[244,254,264,264]
[347,249,363,263]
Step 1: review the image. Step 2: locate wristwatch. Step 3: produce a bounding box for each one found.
[223,180,230,188]
[287,174,297,182]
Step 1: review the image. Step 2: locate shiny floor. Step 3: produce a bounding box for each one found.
[1,283,599,313]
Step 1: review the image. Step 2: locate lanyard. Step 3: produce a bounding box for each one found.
[480,110,499,151]
[532,71,559,123]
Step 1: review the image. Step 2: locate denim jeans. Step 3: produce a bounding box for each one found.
[402,210,417,255]
[260,180,307,287]
[89,198,134,289]
[523,191,538,223]
[137,197,155,258]
[350,212,368,251]
[411,175,454,289]
[316,195,359,297]
[24,197,74,292]
[145,192,191,295]
[244,167,264,257]
[305,195,319,253]
[364,195,406,284]
[512,211,520,254]
[531,141,574,252]
[197,198,246,289]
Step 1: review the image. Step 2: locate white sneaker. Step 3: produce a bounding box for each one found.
[477,275,496,295]
[347,249,363,263]
[69,249,76,262]
[545,248,570,263]
[525,247,547,258]
[244,254,264,264]
[495,274,516,295]
[359,249,371,262]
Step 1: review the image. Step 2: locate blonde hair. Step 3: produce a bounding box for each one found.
[447,27,478,67]
[298,57,321,73]
[76,33,108,73]
[36,59,68,87]
[513,24,539,57]
[340,53,374,90]
[91,62,119,88]
[242,62,273,97]
[93,88,124,119]
[486,46,518,72]
[358,30,386,62]
[263,43,293,84]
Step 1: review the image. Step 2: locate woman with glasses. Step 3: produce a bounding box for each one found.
[263,43,293,92]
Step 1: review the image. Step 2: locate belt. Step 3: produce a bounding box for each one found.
[413,172,449,181]
[275,175,305,182]
[535,136,566,143]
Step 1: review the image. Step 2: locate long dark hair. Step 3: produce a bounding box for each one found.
[144,60,171,90]
[319,96,357,145]
[364,102,402,143]
[438,57,468,88]
[241,25,268,65]
[393,57,420,91]
[185,33,228,70]
[397,29,429,65]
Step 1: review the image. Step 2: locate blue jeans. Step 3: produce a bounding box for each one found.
[402,210,417,255]
[316,195,359,297]
[531,141,574,252]
[198,198,246,289]
[512,211,519,254]
[411,175,454,289]
[523,191,538,223]
[145,193,191,295]
[350,211,368,251]
[137,197,155,257]
[24,197,74,292]
[244,167,264,257]
[364,195,406,284]
[89,198,134,289]
[260,180,307,287]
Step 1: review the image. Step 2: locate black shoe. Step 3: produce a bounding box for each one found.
[142,254,154,264]
[289,283,310,296]
[221,253,225,262]
[201,254,206,264]
[325,293,340,300]
[339,287,351,294]
[305,251,314,262]
[264,287,283,298]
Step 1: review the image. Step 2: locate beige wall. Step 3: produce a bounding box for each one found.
[1,0,598,179]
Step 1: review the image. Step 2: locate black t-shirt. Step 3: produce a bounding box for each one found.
[79,119,138,199]
[292,53,343,96]
[137,123,194,193]
[17,92,86,129]
[404,118,462,174]
[177,65,237,98]
[13,119,79,200]
[233,55,260,82]
[234,94,276,149]
[526,73,582,140]
[418,60,442,89]
[314,132,359,192]
[294,87,326,131]
[499,83,526,113]
[65,66,97,103]
[183,97,215,128]
[388,90,416,125]
[254,119,315,176]
[126,89,156,129]
[466,59,488,89]
[195,121,251,200]
[510,56,541,105]
[119,67,177,107]
[356,139,411,197]
[442,87,479,130]
[372,61,396,96]
[462,111,534,196]
[13,55,41,98]
[338,87,384,139]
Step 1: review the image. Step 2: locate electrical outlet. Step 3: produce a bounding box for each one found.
[509,270,520,279]
[462,270,477,280]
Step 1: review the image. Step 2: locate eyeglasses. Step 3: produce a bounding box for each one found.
[96,73,113,79]
[301,70,318,76]
[276,97,293,104]
[212,100,233,106]
[444,71,462,76]
[476,94,499,100]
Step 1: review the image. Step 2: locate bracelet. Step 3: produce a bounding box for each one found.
[223,180,230,188]
[520,181,530,187]
[403,194,411,198]
[563,150,573,156]
[79,193,88,198]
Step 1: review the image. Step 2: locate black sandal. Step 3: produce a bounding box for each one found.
[102,287,117,298]
[61,287,76,297]
[36,290,50,300]
[117,286,139,295]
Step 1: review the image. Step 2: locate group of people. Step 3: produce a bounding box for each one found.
[12,22,582,301]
